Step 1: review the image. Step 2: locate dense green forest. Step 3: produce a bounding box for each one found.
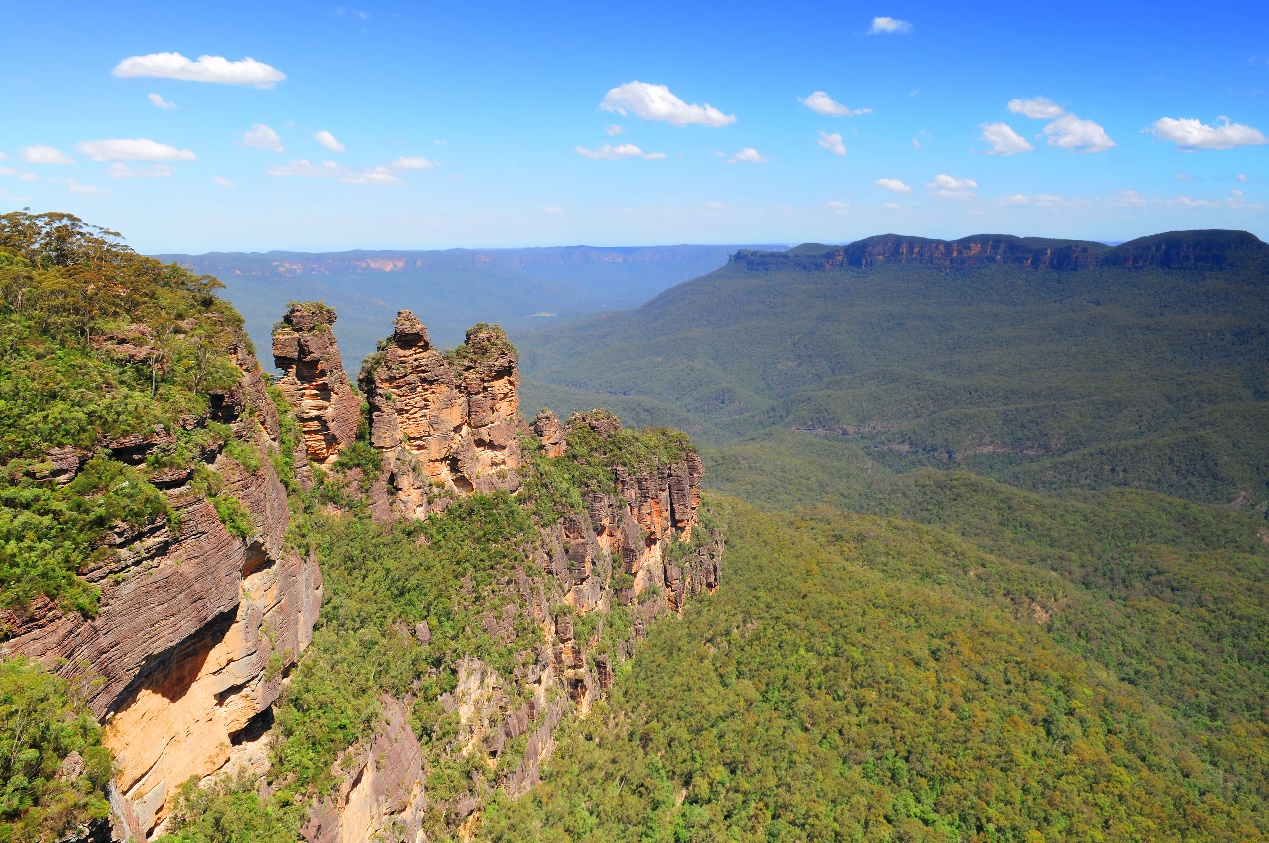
[517,235,1269,510]
[482,498,1269,842]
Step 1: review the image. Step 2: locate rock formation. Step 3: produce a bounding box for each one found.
[1,330,322,840]
[362,312,521,518]
[272,302,361,466]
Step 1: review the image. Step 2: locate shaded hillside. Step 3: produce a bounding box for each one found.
[157,245,757,373]
[517,229,1269,509]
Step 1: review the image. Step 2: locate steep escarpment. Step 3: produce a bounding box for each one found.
[0,212,323,842]
[257,312,722,843]
[733,229,1267,272]
[2,213,721,843]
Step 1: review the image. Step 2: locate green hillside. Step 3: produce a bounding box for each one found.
[517,231,1269,509]
[482,498,1269,842]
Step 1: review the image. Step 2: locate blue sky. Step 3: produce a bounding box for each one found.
[1,0,1265,252]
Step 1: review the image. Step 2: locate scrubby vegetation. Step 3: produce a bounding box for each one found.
[0,656,113,843]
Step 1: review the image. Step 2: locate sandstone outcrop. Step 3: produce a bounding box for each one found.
[2,331,322,840]
[361,312,521,518]
[273,302,361,466]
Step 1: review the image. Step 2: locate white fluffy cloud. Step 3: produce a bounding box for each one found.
[148,93,176,109]
[979,122,1033,155]
[1044,114,1115,153]
[113,53,286,88]
[818,131,846,156]
[869,16,913,34]
[601,81,736,128]
[604,124,625,136]
[575,143,662,160]
[1008,97,1064,119]
[213,176,235,188]
[799,91,871,117]
[875,178,912,193]
[77,138,196,162]
[20,145,75,165]
[925,174,978,199]
[1007,98,1114,154]
[726,148,767,164]
[1145,116,1267,151]
[238,123,284,152]
[106,163,173,178]
[313,130,345,153]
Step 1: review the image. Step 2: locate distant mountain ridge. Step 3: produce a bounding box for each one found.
[156,244,762,373]
[735,229,1268,272]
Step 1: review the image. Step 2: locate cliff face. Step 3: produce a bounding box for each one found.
[362,311,521,518]
[272,303,361,466]
[732,230,1268,273]
[1,332,322,840]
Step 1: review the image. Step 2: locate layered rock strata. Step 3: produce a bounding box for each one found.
[1,331,322,841]
[272,303,361,466]
[362,312,521,518]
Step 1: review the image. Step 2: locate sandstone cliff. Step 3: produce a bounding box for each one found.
[272,302,361,467]
[361,311,521,518]
[1,330,322,840]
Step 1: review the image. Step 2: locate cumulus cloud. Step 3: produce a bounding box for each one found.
[1044,114,1115,153]
[113,52,286,88]
[818,131,846,156]
[313,130,345,153]
[1145,116,1267,151]
[1008,97,1064,120]
[869,16,913,34]
[799,91,871,117]
[875,178,912,193]
[238,123,284,152]
[213,176,235,188]
[106,163,173,178]
[20,145,75,165]
[979,122,1033,155]
[575,143,662,160]
[77,138,196,162]
[604,124,625,136]
[600,81,736,127]
[925,173,978,199]
[726,148,767,164]
[148,93,176,109]
[1238,173,1249,182]
[0,167,14,176]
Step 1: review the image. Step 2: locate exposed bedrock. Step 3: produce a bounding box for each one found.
[362,311,522,518]
[1,335,322,840]
[272,302,361,466]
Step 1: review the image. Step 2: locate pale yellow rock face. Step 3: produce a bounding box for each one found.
[105,552,322,835]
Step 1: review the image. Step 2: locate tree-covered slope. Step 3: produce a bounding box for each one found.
[482,499,1269,842]
[516,230,1269,508]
